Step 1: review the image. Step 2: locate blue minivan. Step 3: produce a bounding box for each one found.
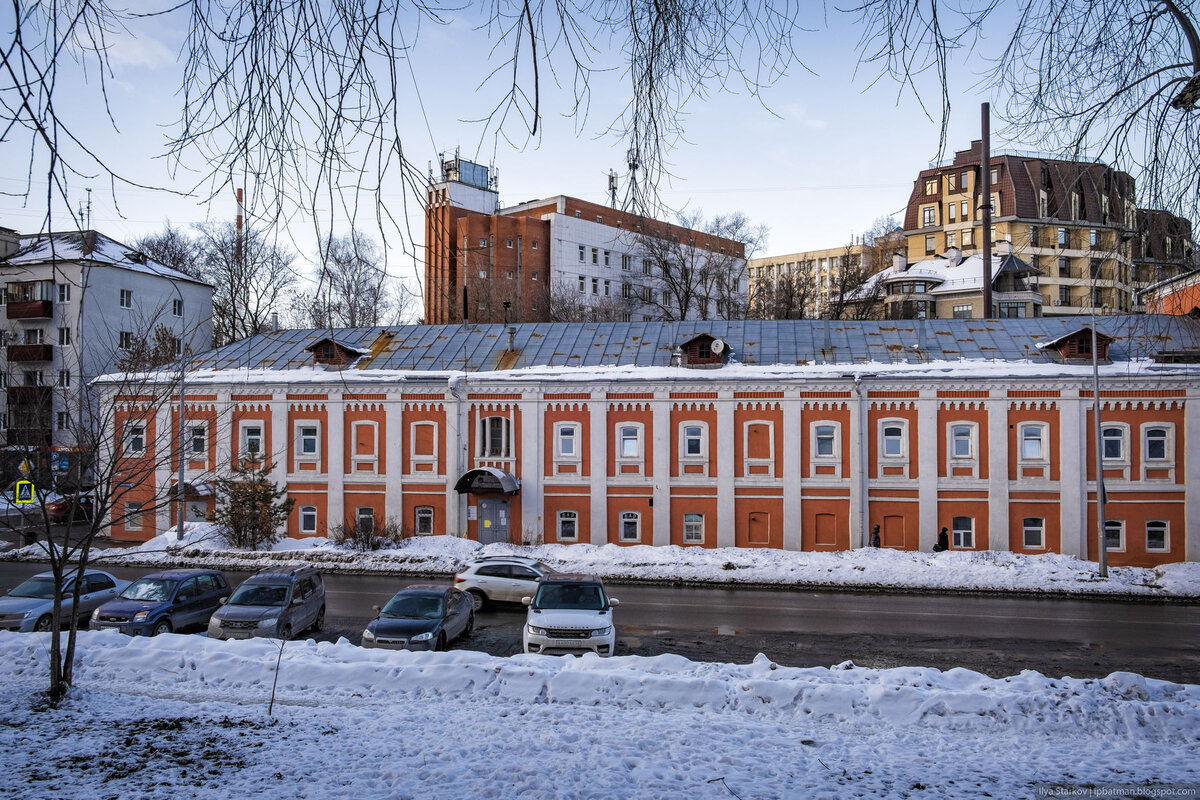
[91,569,230,636]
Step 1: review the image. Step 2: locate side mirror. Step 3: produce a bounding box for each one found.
[521,596,532,606]
[217,597,227,605]
[292,596,303,606]
[372,605,381,613]
[608,598,620,607]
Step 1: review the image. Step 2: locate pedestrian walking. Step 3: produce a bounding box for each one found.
[932,526,950,552]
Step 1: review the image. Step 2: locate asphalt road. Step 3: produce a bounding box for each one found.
[1,562,1196,683]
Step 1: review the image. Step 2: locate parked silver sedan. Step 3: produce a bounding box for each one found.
[0,570,128,632]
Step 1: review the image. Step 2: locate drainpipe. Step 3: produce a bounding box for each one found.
[850,372,870,548]
[448,373,468,536]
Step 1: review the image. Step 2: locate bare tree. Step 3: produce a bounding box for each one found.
[851,0,1200,219]
[748,262,821,320]
[4,2,803,281]
[193,223,295,345]
[132,225,205,278]
[633,211,762,321]
[544,278,632,323]
[306,232,414,329]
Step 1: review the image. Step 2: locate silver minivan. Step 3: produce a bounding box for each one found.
[207,566,325,640]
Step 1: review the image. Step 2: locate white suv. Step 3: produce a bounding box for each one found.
[454,556,557,611]
[522,574,618,657]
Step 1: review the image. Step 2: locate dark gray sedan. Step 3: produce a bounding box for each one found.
[360,585,474,651]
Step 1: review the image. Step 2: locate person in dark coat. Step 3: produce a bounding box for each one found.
[932,527,950,552]
[870,525,881,548]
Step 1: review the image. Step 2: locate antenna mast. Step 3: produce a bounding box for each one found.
[608,169,619,209]
[622,148,642,213]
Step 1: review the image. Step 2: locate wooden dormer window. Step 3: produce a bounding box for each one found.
[681,334,724,367]
[1043,328,1113,362]
[304,338,364,367]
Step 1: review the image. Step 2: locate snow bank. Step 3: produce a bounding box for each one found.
[0,632,1196,799]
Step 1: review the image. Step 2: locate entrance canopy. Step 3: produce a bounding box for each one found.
[454,467,520,495]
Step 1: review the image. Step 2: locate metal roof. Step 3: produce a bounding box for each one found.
[187,316,1200,373]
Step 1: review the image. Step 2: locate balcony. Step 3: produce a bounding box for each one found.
[6,343,53,362]
[3,427,52,449]
[5,300,53,319]
[6,385,52,405]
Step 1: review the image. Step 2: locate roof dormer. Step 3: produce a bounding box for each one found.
[304,337,368,368]
[678,333,727,368]
[1039,327,1113,363]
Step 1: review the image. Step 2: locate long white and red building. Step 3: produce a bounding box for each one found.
[99,317,1200,567]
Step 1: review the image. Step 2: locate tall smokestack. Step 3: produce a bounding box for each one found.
[236,187,244,265]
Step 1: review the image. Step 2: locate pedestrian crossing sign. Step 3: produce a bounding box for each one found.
[14,480,34,504]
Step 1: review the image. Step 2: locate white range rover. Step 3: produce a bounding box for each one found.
[522,574,618,657]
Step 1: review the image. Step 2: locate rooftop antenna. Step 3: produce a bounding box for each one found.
[608,169,619,209]
[622,148,642,213]
[85,188,92,229]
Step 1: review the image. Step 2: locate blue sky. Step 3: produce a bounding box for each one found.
[0,5,1002,290]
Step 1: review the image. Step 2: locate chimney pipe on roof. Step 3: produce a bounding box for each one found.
[507,326,516,350]
[946,246,962,266]
[891,252,907,273]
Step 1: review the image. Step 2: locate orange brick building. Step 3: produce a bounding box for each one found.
[101,318,1200,567]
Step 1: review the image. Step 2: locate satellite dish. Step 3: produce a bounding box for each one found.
[710,338,725,354]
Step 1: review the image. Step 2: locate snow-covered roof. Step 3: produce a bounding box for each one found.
[175,316,1200,376]
[1,230,212,287]
[876,252,1032,296]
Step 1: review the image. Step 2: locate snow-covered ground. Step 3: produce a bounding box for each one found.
[4,522,1197,598]
[0,631,1196,798]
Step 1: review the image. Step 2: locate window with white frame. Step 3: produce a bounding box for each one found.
[950,423,975,459]
[56,411,70,431]
[557,510,578,541]
[1104,519,1124,552]
[952,516,974,549]
[1101,424,1127,462]
[57,283,70,302]
[578,245,585,262]
[680,422,706,459]
[356,507,375,537]
[296,422,320,461]
[172,298,184,317]
[618,424,642,460]
[1019,423,1048,462]
[620,511,640,542]
[880,420,906,458]
[1022,517,1045,549]
[119,289,133,308]
[57,327,70,345]
[1145,520,1168,552]
[814,423,838,458]
[415,507,434,536]
[57,370,70,387]
[126,424,145,454]
[240,423,263,457]
[555,423,579,459]
[1143,425,1171,462]
[189,425,206,455]
[299,506,318,535]
[118,331,133,349]
[479,415,511,458]
[125,502,143,530]
[683,512,704,544]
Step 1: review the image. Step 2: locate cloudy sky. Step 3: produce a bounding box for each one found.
[0,4,1007,289]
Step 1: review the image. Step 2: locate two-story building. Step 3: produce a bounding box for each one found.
[99,318,1200,567]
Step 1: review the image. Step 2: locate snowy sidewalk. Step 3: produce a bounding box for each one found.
[0,632,1196,798]
[3,524,1197,599]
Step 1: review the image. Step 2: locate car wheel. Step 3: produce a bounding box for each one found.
[34,614,53,632]
[280,624,292,641]
[312,606,325,632]
[152,619,173,636]
[435,632,446,652]
[468,590,486,612]
[464,611,475,637]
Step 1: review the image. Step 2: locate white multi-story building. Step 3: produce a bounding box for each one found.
[1,226,213,483]
[424,157,748,324]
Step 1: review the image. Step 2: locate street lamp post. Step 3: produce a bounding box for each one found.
[173,285,187,541]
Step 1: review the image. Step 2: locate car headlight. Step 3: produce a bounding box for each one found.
[257,615,280,628]
[133,611,149,622]
[590,626,612,636]
[361,628,375,641]
[527,625,547,636]
[411,631,435,642]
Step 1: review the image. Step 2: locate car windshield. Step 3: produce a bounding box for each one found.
[534,583,605,610]
[381,595,444,619]
[9,577,59,599]
[119,578,178,602]
[228,584,288,607]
